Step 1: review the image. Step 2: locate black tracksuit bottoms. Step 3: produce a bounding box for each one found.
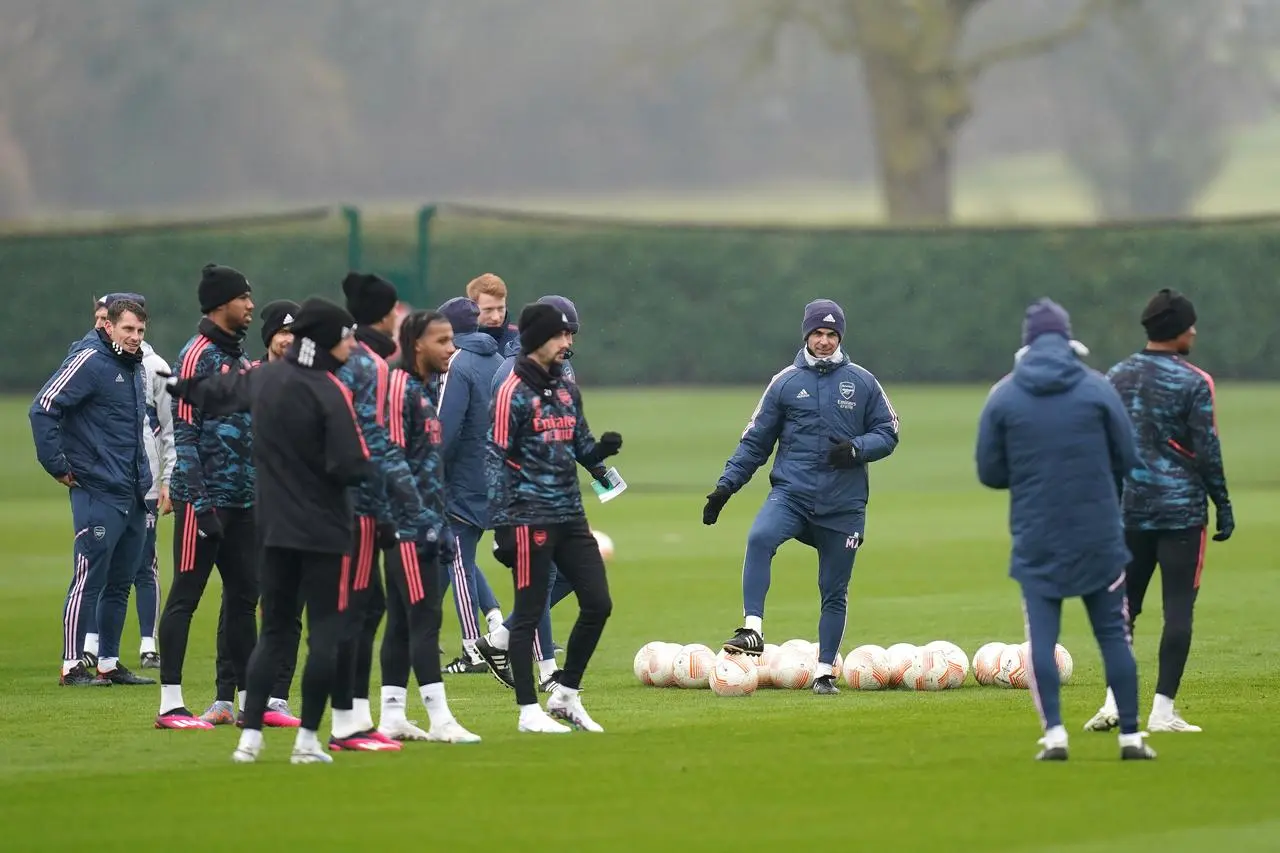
[1124,527,1205,700]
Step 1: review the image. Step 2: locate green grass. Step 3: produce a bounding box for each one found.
[1,385,1278,851]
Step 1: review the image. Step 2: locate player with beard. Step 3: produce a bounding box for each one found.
[157,265,269,728]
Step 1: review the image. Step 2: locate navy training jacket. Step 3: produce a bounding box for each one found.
[438,331,504,529]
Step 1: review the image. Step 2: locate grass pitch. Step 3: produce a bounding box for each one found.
[1,384,1278,852]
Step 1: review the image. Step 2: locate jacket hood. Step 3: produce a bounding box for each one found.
[69,328,97,355]
[792,346,846,375]
[455,330,499,356]
[141,340,154,357]
[1013,334,1085,396]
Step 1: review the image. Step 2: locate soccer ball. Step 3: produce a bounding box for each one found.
[971,642,1006,686]
[770,651,816,689]
[781,639,814,658]
[1055,644,1074,683]
[672,645,716,689]
[755,643,781,687]
[924,640,969,688]
[900,646,948,691]
[709,654,759,696]
[633,641,667,686]
[994,643,1028,689]
[646,642,682,687]
[884,643,918,688]
[591,529,614,562]
[843,644,891,690]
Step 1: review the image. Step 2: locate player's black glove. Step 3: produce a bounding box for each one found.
[826,437,860,469]
[597,431,623,459]
[375,523,399,551]
[589,464,611,489]
[703,486,731,526]
[1213,501,1234,542]
[195,508,224,541]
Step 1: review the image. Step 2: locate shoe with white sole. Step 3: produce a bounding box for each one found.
[546,688,604,733]
[1147,710,1201,733]
[378,718,430,741]
[1083,707,1118,732]
[427,719,482,744]
[291,744,334,764]
[231,743,262,763]
[518,708,571,734]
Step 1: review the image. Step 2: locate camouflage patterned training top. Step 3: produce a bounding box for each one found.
[1107,350,1230,531]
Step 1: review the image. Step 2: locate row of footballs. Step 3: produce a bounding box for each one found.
[634,640,1074,696]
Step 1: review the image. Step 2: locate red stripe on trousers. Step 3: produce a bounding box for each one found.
[1194,527,1207,588]
[338,555,351,612]
[179,502,199,572]
[516,525,530,590]
[400,541,424,604]
[354,516,375,590]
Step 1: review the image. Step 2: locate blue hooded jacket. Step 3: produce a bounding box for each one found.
[717,347,899,534]
[439,330,505,528]
[31,330,152,512]
[976,334,1139,597]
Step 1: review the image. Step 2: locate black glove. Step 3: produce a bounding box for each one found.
[827,437,860,469]
[703,486,731,526]
[1213,501,1234,542]
[376,523,399,551]
[195,509,224,541]
[589,464,611,488]
[597,431,623,460]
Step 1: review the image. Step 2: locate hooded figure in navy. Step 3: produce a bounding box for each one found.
[975,298,1155,762]
[705,299,900,694]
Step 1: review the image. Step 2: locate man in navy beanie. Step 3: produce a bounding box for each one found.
[977,298,1155,761]
[704,299,900,695]
[1082,288,1233,736]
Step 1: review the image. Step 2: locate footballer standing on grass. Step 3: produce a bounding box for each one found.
[475,303,623,733]
[1084,289,1234,735]
[165,297,373,764]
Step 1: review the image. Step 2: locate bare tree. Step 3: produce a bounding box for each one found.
[713,0,1112,223]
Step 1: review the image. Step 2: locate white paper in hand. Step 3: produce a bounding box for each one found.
[591,467,627,503]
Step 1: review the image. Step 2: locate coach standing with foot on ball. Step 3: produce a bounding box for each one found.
[705,299,899,696]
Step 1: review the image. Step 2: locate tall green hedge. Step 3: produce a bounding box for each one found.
[5,208,1280,391]
[427,210,1280,385]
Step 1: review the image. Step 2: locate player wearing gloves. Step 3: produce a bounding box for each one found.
[1084,289,1234,735]
[705,299,899,695]
[476,303,622,733]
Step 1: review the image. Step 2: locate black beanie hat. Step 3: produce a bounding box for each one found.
[518,302,573,355]
[1141,288,1197,342]
[290,297,355,352]
[342,272,398,325]
[198,263,252,313]
[259,299,300,348]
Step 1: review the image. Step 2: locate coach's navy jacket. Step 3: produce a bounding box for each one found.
[482,314,521,359]
[976,333,1139,597]
[717,347,899,535]
[438,330,504,529]
[31,329,152,512]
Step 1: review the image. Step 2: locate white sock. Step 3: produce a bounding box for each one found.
[295,728,321,752]
[1152,693,1175,718]
[538,658,558,680]
[237,690,247,712]
[353,698,374,729]
[744,616,763,633]
[1119,732,1145,748]
[269,696,287,709]
[1102,687,1117,713]
[518,703,545,723]
[97,656,118,673]
[381,686,408,723]
[139,637,156,655]
[420,682,454,728]
[816,662,834,678]
[237,728,264,751]
[488,625,510,650]
[84,633,99,656]
[332,708,358,739]
[1042,724,1068,748]
[485,609,504,632]
[462,638,479,656]
[555,684,578,701]
[160,684,185,714]
[62,659,79,675]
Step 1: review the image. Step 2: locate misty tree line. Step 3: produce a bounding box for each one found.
[0,0,1277,223]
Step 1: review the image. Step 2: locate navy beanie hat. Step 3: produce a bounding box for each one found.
[438,297,480,334]
[1141,288,1197,342]
[802,299,845,341]
[1021,298,1072,346]
[536,295,579,332]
